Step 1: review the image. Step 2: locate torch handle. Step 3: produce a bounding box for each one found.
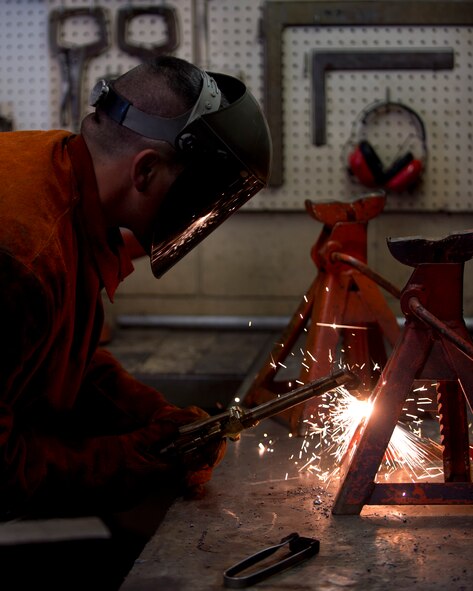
[160,368,358,457]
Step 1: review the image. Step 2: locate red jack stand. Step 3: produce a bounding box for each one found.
[332,230,473,514]
[244,192,401,433]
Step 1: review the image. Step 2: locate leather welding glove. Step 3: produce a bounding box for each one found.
[173,405,227,495]
[130,404,226,495]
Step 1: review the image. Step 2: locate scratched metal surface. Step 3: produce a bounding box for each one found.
[120,419,473,591]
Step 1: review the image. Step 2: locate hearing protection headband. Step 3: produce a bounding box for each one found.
[350,99,427,160]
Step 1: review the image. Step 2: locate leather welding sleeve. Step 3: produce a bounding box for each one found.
[69,350,227,503]
[79,347,227,490]
[0,256,224,513]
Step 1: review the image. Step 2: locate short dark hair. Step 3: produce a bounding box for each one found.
[82,55,217,159]
[114,55,204,118]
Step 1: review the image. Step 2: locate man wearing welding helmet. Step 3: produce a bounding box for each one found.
[0,55,272,520]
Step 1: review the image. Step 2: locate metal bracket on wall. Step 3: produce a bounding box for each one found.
[261,1,473,186]
[311,48,454,147]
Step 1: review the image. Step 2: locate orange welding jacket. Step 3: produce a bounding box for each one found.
[0,130,204,517]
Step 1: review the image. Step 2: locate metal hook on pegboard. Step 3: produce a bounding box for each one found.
[116,3,180,62]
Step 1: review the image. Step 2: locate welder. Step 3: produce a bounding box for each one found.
[0,55,272,520]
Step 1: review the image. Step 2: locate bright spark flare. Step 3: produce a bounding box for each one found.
[300,386,443,484]
[316,322,369,330]
[255,337,448,488]
[313,388,374,464]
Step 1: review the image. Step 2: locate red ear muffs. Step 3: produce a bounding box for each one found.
[345,100,427,193]
[385,157,423,192]
[348,140,385,187]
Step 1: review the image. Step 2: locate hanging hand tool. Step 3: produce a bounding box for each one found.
[116,5,180,61]
[160,368,358,457]
[49,7,109,131]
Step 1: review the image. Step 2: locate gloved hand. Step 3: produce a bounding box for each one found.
[131,404,226,496]
[173,405,227,495]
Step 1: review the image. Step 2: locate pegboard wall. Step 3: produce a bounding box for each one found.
[279,22,473,212]
[0,0,195,132]
[0,0,472,212]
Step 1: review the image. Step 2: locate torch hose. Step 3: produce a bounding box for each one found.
[408,296,473,360]
[331,252,401,299]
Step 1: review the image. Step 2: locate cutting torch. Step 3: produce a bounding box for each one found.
[161,367,358,457]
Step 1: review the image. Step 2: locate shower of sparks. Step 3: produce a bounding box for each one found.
[292,384,444,485]
[254,331,453,486]
[321,388,374,463]
[383,425,443,481]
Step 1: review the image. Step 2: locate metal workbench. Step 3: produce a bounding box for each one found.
[119,419,473,591]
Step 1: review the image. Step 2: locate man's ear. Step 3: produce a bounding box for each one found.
[131,149,159,192]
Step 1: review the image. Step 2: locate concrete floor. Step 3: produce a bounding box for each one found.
[104,324,473,591]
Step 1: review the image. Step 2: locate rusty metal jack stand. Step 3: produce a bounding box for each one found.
[332,230,473,515]
[244,192,401,434]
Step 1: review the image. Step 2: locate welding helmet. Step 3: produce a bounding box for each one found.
[89,69,272,277]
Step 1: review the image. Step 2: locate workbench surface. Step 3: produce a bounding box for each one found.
[120,420,473,591]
